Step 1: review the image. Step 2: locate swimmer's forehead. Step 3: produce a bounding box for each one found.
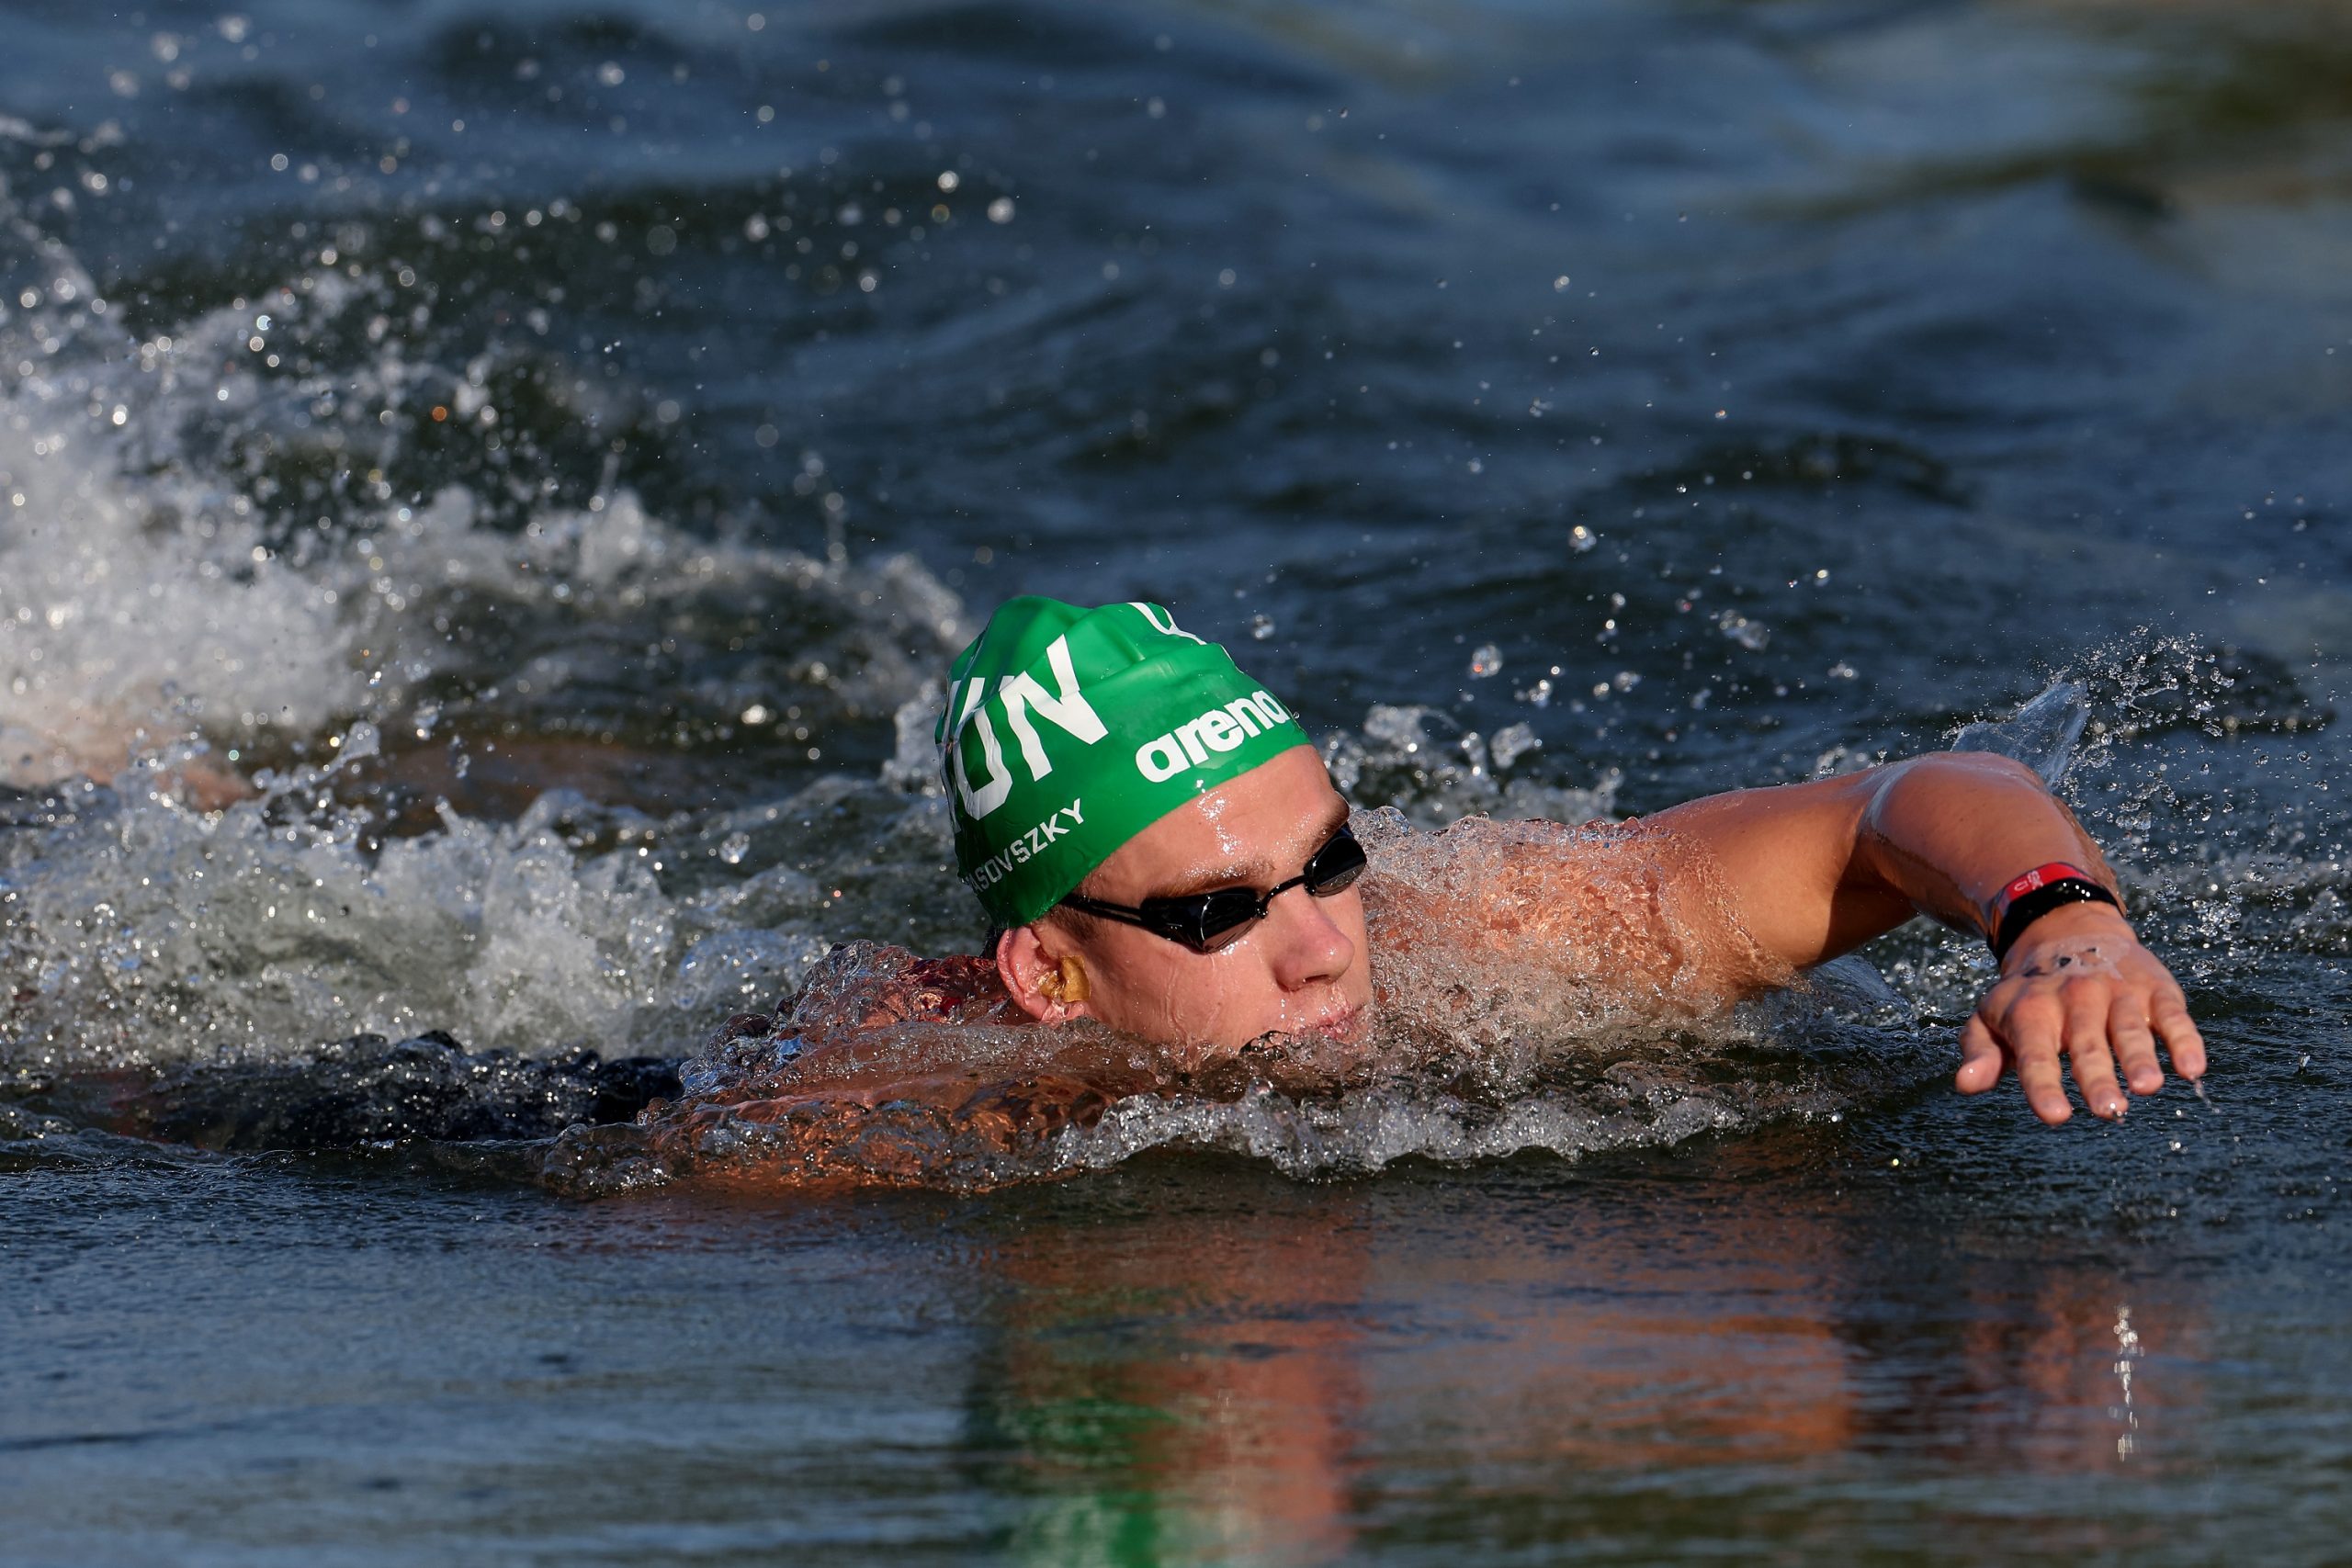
[1102,752,1349,898]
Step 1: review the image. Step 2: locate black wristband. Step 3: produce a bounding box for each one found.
[1990,876,2120,965]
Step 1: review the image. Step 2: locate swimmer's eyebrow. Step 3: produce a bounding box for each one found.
[1147,798,1350,899]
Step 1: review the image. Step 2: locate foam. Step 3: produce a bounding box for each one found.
[0,167,983,1070]
[0,155,969,798]
[0,767,978,1070]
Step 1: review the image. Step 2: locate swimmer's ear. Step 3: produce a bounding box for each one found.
[998,925,1091,1023]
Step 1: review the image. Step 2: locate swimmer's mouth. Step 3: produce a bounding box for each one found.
[1313,1005,1363,1042]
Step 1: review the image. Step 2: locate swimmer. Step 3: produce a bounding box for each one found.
[932,596,2204,1126]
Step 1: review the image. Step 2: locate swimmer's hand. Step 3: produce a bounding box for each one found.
[1956,900,2207,1124]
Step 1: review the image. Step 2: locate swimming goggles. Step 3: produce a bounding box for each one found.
[1060,824,1367,953]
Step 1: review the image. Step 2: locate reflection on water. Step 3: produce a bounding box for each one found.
[962,1157,2213,1562]
[982,1192,1366,1563]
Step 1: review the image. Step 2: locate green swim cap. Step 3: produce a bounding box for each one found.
[938,597,1309,928]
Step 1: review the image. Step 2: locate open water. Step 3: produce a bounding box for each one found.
[5,0,2352,1562]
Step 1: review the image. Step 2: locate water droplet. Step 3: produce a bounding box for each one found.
[1717,611,1770,651]
[1491,722,1540,769]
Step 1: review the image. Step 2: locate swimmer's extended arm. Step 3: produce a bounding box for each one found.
[1649,751,2205,1124]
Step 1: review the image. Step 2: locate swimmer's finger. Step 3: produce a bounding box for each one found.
[2153,987,2207,1082]
[2064,988,2127,1120]
[1956,1012,2006,1095]
[2004,995,2074,1125]
[2109,994,2164,1096]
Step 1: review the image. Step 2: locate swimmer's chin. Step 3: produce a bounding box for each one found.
[1024,1001,1369,1076]
[1186,1005,1368,1066]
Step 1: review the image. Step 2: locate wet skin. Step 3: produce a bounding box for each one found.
[999,744,2206,1124]
[997,746,1373,1063]
[1649,749,2208,1124]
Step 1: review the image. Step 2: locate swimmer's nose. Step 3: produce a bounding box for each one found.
[1263,882,1357,992]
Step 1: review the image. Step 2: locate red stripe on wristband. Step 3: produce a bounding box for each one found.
[1988,863,2120,964]
[1996,862,2093,909]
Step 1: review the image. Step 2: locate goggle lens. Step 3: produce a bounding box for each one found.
[1093,826,1367,953]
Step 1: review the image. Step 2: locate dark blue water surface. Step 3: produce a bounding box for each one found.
[5,1,2351,1562]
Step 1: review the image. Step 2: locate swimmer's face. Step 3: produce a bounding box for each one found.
[1004,745,1373,1058]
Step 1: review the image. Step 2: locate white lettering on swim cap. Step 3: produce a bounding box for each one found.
[995,634,1107,781]
[936,674,988,760]
[951,707,1014,819]
[1136,735,1187,783]
[1130,602,1205,644]
[955,675,987,732]
[966,798,1086,897]
[1133,694,1301,784]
